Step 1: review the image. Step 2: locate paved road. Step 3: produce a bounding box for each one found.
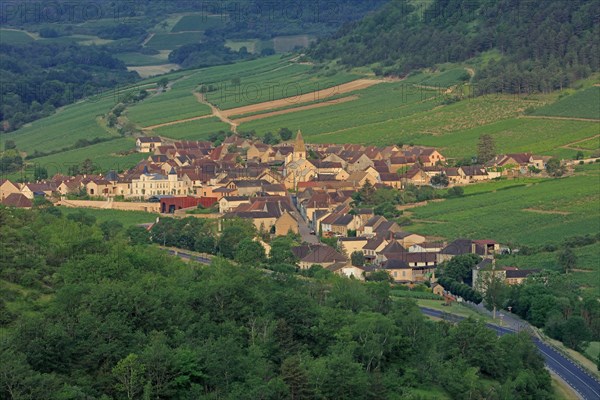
[290,195,319,244]
[420,307,600,400]
[164,249,212,264]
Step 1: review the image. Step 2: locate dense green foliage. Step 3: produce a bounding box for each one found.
[0,42,138,132]
[309,0,599,93]
[0,207,554,399]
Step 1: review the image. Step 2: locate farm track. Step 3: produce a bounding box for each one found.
[231,96,359,123]
[143,79,383,132]
[521,115,600,122]
[559,134,600,150]
[521,208,571,216]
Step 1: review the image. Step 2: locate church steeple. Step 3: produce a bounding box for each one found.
[293,130,306,161]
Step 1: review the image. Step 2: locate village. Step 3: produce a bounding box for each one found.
[0,131,552,291]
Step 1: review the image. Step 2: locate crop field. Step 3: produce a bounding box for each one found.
[533,86,600,120]
[0,29,34,44]
[272,35,315,53]
[414,117,600,159]
[171,14,224,32]
[204,63,360,110]
[154,117,230,140]
[569,136,600,151]
[24,138,145,177]
[406,165,600,246]
[127,87,212,128]
[497,243,600,292]
[115,52,169,66]
[145,32,204,50]
[1,95,119,156]
[417,67,470,87]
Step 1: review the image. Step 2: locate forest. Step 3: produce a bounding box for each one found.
[0,206,554,399]
[0,42,138,132]
[308,0,599,93]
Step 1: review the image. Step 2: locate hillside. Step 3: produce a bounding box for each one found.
[0,207,554,399]
[308,0,599,93]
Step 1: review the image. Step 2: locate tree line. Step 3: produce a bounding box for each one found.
[308,0,599,94]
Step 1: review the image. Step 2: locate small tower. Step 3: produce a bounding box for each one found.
[293,130,306,162]
[168,166,177,182]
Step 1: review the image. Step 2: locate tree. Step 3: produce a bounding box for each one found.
[441,254,481,284]
[575,151,584,160]
[4,140,16,151]
[557,248,577,274]
[113,354,146,400]
[281,356,313,400]
[278,128,293,141]
[562,316,591,350]
[158,78,169,89]
[234,239,266,266]
[447,186,464,197]
[477,134,496,164]
[430,173,449,187]
[269,236,297,265]
[350,251,365,267]
[546,158,566,177]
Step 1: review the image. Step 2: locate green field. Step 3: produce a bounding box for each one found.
[533,86,600,120]
[570,136,600,151]
[59,207,159,226]
[171,15,224,32]
[153,117,230,140]
[418,67,471,87]
[145,32,204,50]
[0,29,34,44]
[22,138,145,177]
[127,86,211,127]
[406,165,600,247]
[115,52,169,66]
[225,39,260,53]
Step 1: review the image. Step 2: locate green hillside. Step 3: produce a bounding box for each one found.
[406,164,600,247]
[533,86,600,120]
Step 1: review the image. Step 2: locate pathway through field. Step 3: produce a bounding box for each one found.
[521,115,600,122]
[559,134,600,150]
[143,78,384,132]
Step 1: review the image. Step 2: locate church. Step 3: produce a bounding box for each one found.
[283,130,316,190]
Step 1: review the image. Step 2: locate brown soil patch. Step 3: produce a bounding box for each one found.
[232,96,359,123]
[522,208,571,216]
[220,79,384,118]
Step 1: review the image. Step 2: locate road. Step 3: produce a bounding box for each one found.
[290,195,319,244]
[164,248,212,264]
[420,307,600,400]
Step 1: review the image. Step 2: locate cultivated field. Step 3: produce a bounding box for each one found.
[0,29,35,44]
[153,117,230,140]
[533,86,600,120]
[406,164,600,246]
[171,15,224,32]
[145,31,204,50]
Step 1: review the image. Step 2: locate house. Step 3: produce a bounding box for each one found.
[346,153,375,172]
[136,137,162,153]
[437,238,496,263]
[338,237,369,257]
[129,167,189,199]
[459,165,489,182]
[0,179,21,200]
[379,172,402,189]
[473,259,540,292]
[85,178,113,197]
[361,215,388,238]
[392,231,426,248]
[283,158,316,190]
[432,283,445,297]
[330,214,362,236]
[20,183,56,199]
[408,242,444,253]
[327,262,366,281]
[382,259,412,283]
[293,244,347,269]
[1,193,33,208]
[401,166,430,186]
[219,196,251,213]
[274,211,299,236]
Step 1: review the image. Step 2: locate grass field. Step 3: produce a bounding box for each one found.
[115,52,169,66]
[145,32,204,50]
[1,95,119,156]
[570,136,600,151]
[153,117,230,140]
[225,39,260,53]
[171,14,224,32]
[20,138,145,177]
[417,67,470,87]
[0,29,35,44]
[127,86,212,127]
[533,86,600,120]
[59,207,159,226]
[406,164,600,247]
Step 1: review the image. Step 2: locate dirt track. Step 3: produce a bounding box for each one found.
[232,96,359,123]
[220,79,384,118]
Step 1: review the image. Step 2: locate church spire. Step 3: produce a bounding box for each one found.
[293,130,306,161]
